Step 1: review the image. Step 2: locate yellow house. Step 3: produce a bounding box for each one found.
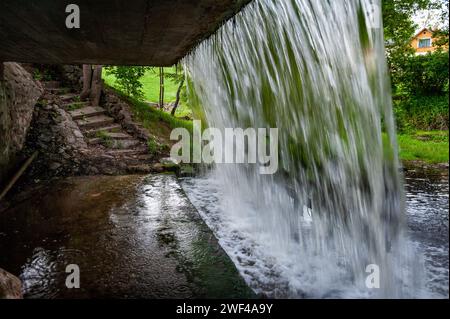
[410,27,446,55]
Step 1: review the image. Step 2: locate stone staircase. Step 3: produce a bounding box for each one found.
[42,81,152,169]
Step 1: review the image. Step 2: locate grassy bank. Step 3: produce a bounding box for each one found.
[397,131,449,164]
[103,68,192,118]
[106,85,192,147]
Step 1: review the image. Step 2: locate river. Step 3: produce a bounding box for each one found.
[0,167,447,298]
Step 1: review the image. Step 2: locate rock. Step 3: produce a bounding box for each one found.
[179,164,195,177]
[49,162,61,170]
[0,268,22,299]
[152,163,165,173]
[0,62,43,183]
[160,157,180,166]
[160,157,180,172]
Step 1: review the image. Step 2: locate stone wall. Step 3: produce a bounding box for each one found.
[0,63,43,186]
[24,93,89,178]
[102,88,153,142]
[61,65,83,91]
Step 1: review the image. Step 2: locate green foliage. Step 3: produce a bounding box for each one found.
[33,69,53,81]
[432,0,449,48]
[382,0,435,90]
[391,51,449,132]
[397,51,449,96]
[95,131,114,148]
[104,66,152,99]
[147,139,169,154]
[103,66,192,118]
[67,102,84,111]
[394,94,449,132]
[106,84,192,132]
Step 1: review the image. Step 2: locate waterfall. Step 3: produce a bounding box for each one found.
[183,0,425,298]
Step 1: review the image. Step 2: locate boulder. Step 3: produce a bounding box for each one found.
[0,268,22,299]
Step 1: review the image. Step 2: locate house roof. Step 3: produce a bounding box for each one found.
[413,27,434,39]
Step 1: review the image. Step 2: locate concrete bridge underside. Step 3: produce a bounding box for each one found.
[0,0,250,66]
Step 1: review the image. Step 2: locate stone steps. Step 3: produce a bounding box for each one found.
[76,115,115,130]
[64,101,88,110]
[88,138,141,149]
[85,124,123,137]
[57,86,149,159]
[102,132,133,140]
[48,88,71,94]
[69,106,105,120]
[106,148,148,156]
[42,81,61,89]
[59,93,79,102]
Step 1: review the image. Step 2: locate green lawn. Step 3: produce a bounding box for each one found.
[103,68,192,118]
[397,131,449,164]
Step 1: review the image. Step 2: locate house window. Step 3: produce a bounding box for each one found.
[418,38,431,48]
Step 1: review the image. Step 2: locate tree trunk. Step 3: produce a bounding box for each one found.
[171,79,184,116]
[90,65,103,107]
[159,67,164,109]
[80,64,92,100]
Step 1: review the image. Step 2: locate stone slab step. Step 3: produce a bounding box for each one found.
[88,132,132,140]
[59,93,79,102]
[106,148,148,156]
[102,132,133,140]
[85,124,123,137]
[48,88,71,94]
[64,101,88,110]
[76,115,115,130]
[69,106,105,120]
[89,139,141,149]
[42,81,61,89]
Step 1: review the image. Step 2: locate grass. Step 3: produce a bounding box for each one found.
[103,68,192,118]
[67,102,84,111]
[397,130,449,164]
[95,131,114,148]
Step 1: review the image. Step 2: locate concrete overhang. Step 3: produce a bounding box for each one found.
[0,0,250,66]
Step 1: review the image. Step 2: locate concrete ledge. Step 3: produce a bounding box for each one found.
[0,0,251,66]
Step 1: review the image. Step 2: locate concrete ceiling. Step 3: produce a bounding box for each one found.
[0,0,250,66]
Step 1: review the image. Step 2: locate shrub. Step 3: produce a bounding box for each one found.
[394,94,449,132]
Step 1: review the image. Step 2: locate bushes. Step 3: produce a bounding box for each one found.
[397,51,449,96]
[104,66,150,99]
[391,51,449,132]
[394,94,449,132]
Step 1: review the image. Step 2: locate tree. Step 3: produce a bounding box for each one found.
[382,0,435,91]
[432,0,449,49]
[165,66,186,116]
[104,66,150,99]
[401,51,449,95]
[159,67,165,109]
[80,65,103,106]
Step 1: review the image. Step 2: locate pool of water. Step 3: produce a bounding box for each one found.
[403,167,449,298]
[0,168,447,299]
[0,174,252,299]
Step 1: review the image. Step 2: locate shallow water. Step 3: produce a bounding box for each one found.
[180,168,449,298]
[0,174,252,299]
[403,168,449,298]
[0,170,446,299]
